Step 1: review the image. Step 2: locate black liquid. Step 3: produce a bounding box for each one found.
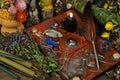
[63,18,77,32]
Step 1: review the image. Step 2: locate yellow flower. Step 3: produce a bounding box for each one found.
[0,9,10,19]
[105,21,114,30]
[101,32,110,38]
[103,3,108,9]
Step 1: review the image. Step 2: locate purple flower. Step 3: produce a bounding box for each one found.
[117,47,120,52]
[12,41,17,47]
[100,40,112,51]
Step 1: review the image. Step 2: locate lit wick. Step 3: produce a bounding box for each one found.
[67,12,73,20]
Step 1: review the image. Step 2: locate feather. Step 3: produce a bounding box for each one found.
[83,1,100,70]
[84,1,96,41]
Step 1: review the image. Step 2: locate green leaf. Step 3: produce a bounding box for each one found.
[49,63,57,67]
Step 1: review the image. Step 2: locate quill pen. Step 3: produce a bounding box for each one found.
[83,1,100,70]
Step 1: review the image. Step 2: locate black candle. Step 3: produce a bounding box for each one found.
[63,12,77,32]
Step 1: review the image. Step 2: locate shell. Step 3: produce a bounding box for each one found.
[44,29,63,38]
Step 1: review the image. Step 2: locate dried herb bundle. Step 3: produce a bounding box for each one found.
[68,0,120,26]
[0,32,60,73]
